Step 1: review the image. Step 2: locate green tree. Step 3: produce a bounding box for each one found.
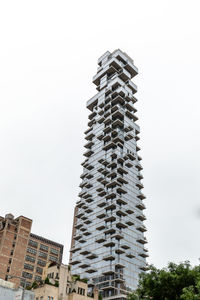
[134,261,200,300]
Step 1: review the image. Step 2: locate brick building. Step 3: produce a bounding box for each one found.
[0,214,63,288]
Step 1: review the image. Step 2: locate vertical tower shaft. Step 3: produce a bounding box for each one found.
[70,49,148,299]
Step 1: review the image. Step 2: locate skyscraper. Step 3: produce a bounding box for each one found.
[70,49,148,299]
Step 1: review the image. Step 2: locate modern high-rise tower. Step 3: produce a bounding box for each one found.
[70,49,148,299]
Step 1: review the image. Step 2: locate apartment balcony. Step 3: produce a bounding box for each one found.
[95,235,106,243]
[126,80,137,94]
[85,198,94,203]
[98,190,107,197]
[111,95,124,106]
[97,132,104,140]
[116,209,127,217]
[105,201,116,210]
[87,253,98,259]
[118,68,131,82]
[88,111,97,120]
[103,240,116,247]
[135,162,143,171]
[97,211,106,219]
[103,125,112,134]
[121,243,130,250]
[84,141,94,149]
[76,211,84,218]
[115,248,125,254]
[138,172,143,180]
[139,251,149,258]
[116,220,127,229]
[112,231,124,239]
[125,207,134,214]
[84,218,92,224]
[136,213,146,221]
[85,132,94,141]
[104,213,116,222]
[70,245,81,253]
[125,219,134,226]
[126,252,135,258]
[74,234,82,241]
[80,249,91,255]
[127,152,136,161]
[136,225,147,233]
[106,180,120,189]
[79,261,91,269]
[116,176,128,185]
[116,197,127,205]
[104,227,115,234]
[70,259,81,265]
[140,265,148,271]
[106,191,116,200]
[137,191,146,200]
[96,223,106,231]
[83,149,94,158]
[122,159,133,168]
[115,262,125,269]
[103,254,115,261]
[136,181,144,190]
[97,200,107,207]
[97,115,105,124]
[136,202,146,210]
[137,236,147,245]
[103,141,115,151]
[112,119,124,129]
[86,268,97,274]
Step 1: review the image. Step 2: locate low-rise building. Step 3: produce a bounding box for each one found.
[34,263,98,300]
[0,278,34,300]
[0,213,63,288]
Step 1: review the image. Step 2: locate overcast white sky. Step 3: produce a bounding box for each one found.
[0,0,200,268]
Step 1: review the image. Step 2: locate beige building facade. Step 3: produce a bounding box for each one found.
[34,263,98,300]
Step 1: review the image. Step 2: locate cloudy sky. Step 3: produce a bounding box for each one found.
[0,0,200,267]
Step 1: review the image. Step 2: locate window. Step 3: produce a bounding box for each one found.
[22,272,33,279]
[49,255,58,262]
[8,258,12,264]
[24,263,34,271]
[10,250,13,256]
[27,247,37,255]
[50,248,59,255]
[26,255,35,263]
[38,251,47,259]
[28,240,38,248]
[48,297,54,300]
[35,275,42,282]
[40,244,48,251]
[37,260,46,267]
[7,267,10,273]
[36,267,43,274]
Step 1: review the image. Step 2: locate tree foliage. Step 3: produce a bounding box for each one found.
[128,262,200,300]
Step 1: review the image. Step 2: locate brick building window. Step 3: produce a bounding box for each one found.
[49,255,58,262]
[38,251,47,259]
[36,267,43,274]
[37,259,46,267]
[28,240,38,248]
[26,255,35,263]
[27,247,37,255]
[50,248,59,255]
[24,263,34,271]
[40,244,48,251]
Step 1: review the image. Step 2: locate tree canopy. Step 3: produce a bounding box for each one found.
[128,261,200,300]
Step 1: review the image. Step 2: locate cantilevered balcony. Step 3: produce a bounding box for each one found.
[95,235,106,243]
[137,236,147,245]
[103,254,115,261]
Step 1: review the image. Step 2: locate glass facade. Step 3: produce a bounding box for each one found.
[70,49,148,299]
